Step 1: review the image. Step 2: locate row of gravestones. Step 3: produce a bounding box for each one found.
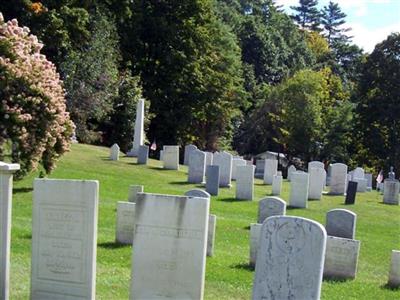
[1,161,400,299]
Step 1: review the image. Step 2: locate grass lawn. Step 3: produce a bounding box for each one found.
[8,143,400,299]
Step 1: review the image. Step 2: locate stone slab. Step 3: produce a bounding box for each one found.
[289,172,309,208]
[163,146,179,170]
[206,165,219,196]
[388,250,400,288]
[325,209,356,239]
[232,158,247,181]
[116,201,135,245]
[184,145,197,166]
[110,143,120,161]
[249,223,262,268]
[383,179,400,205]
[353,177,367,192]
[188,150,206,184]
[308,167,326,200]
[137,145,149,165]
[272,175,282,196]
[207,215,216,257]
[128,185,144,203]
[263,159,278,185]
[213,151,232,187]
[236,165,255,200]
[205,152,213,166]
[287,165,296,181]
[345,181,358,205]
[329,163,348,195]
[257,197,286,224]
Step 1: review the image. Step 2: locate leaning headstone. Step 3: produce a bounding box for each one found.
[205,152,213,166]
[257,197,286,224]
[31,179,98,299]
[213,151,233,187]
[325,209,356,239]
[231,158,247,181]
[252,216,327,300]
[345,181,358,205]
[206,165,219,196]
[188,150,206,184]
[137,145,149,165]
[329,163,348,195]
[184,144,197,166]
[116,202,135,245]
[255,159,265,179]
[289,172,309,208]
[130,193,209,299]
[236,165,255,200]
[110,143,120,161]
[383,179,400,205]
[249,223,262,268]
[388,250,400,288]
[163,145,179,170]
[272,174,282,196]
[128,185,144,203]
[207,215,217,257]
[308,167,326,200]
[127,98,145,157]
[287,165,296,181]
[263,159,278,185]
[0,162,20,300]
[323,236,360,279]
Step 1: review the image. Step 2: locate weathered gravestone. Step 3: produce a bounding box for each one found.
[184,144,197,166]
[257,197,286,224]
[323,236,360,279]
[249,223,262,268]
[255,159,265,179]
[0,162,20,300]
[345,181,358,205]
[231,158,247,181]
[31,179,99,299]
[352,167,367,192]
[252,216,327,300]
[127,98,145,157]
[137,145,149,165]
[272,174,282,196]
[388,250,400,288]
[383,179,400,205]
[205,152,213,166]
[185,189,210,199]
[213,151,233,187]
[308,167,326,200]
[325,209,356,239]
[236,165,255,200]
[263,159,278,185]
[206,165,219,196]
[163,146,179,170]
[128,185,144,203]
[188,150,206,184]
[110,143,120,161]
[365,173,373,191]
[130,193,209,299]
[159,150,163,161]
[289,172,309,208]
[329,163,348,195]
[116,202,135,245]
[287,165,296,181]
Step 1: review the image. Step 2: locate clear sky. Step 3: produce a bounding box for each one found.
[275,0,400,52]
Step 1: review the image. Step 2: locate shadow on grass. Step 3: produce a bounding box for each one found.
[169,181,193,186]
[243,225,250,230]
[13,187,33,194]
[255,183,266,187]
[219,197,251,203]
[148,166,169,171]
[381,283,400,291]
[20,233,32,240]
[98,241,130,249]
[286,206,305,210]
[231,263,254,272]
[323,276,352,283]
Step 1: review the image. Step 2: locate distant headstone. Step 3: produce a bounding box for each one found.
[184,144,197,166]
[308,167,326,200]
[255,159,265,178]
[345,181,358,205]
[289,172,309,208]
[128,185,144,203]
[185,189,210,199]
[353,177,368,192]
[365,173,373,191]
[213,151,233,187]
[287,165,296,181]
[130,193,209,299]
[110,143,120,161]
[272,174,282,196]
[326,164,332,186]
[388,250,400,288]
[206,165,219,196]
[232,158,247,181]
[188,150,206,184]
[207,215,216,257]
[263,159,278,185]
[308,161,324,171]
[249,223,262,268]
[163,146,179,170]
[236,165,255,200]
[116,202,135,245]
[159,150,163,161]
[252,216,326,300]
[383,179,400,205]
[257,197,286,224]
[205,152,213,166]
[0,162,20,299]
[127,98,145,157]
[329,163,348,195]
[352,167,365,180]
[137,145,149,165]
[323,236,360,279]
[31,179,98,299]
[326,209,356,239]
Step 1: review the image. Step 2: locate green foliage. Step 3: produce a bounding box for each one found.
[290,0,321,31]
[321,1,351,45]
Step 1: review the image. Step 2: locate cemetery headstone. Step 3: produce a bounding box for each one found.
[110,143,120,161]
[252,216,327,300]
[263,159,278,185]
[329,163,348,195]
[127,98,145,157]
[365,173,373,191]
[236,165,255,200]
[325,209,356,239]
[231,158,247,181]
[163,146,179,170]
[255,159,265,179]
[388,250,400,288]
[206,165,219,196]
[137,145,149,165]
[213,151,233,187]
[249,223,262,268]
[0,162,20,300]
[383,179,400,205]
[185,189,210,199]
[31,179,98,299]
[207,215,216,257]
[188,150,206,184]
[308,161,324,171]
[116,202,135,245]
[345,181,358,205]
[272,174,282,196]
[184,144,197,166]
[289,172,309,208]
[128,185,144,203]
[287,165,296,181]
[257,197,286,224]
[130,193,209,299]
[308,167,326,200]
[205,152,213,166]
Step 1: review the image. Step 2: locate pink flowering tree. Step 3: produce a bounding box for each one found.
[0,13,74,177]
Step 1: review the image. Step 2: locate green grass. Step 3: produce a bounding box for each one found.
[9,143,400,299]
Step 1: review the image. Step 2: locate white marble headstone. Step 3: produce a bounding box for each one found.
[289,172,309,208]
[184,144,197,166]
[188,150,206,184]
[163,146,179,170]
[263,159,278,185]
[383,179,400,205]
[249,223,262,268]
[308,167,326,200]
[257,197,286,224]
[110,143,120,161]
[325,209,357,239]
[232,158,247,181]
[272,175,282,196]
[287,165,296,181]
[329,163,348,195]
[116,201,135,245]
[388,250,400,288]
[213,151,233,187]
[236,165,255,200]
[128,185,144,203]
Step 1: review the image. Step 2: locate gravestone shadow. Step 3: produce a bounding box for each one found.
[13,187,33,194]
[381,283,400,291]
[219,197,251,203]
[169,181,194,186]
[230,263,254,272]
[323,277,352,283]
[243,225,251,230]
[98,241,130,249]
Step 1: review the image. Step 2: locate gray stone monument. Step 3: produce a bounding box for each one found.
[188,149,206,184]
[272,174,282,196]
[110,143,120,161]
[252,216,327,300]
[257,197,286,224]
[365,173,373,191]
[263,159,278,185]
[31,179,98,299]
[249,223,262,268]
[325,209,356,239]
[329,163,348,195]
[0,162,20,300]
[213,151,233,187]
[137,145,149,165]
[116,201,135,245]
[206,165,219,196]
[128,185,144,203]
[255,159,265,179]
[388,250,400,288]
[127,98,145,157]
[236,165,255,200]
[163,146,179,170]
[289,172,309,208]
[308,167,326,200]
[383,179,400,205]
[184,144,197,166]
[231,158,247,181]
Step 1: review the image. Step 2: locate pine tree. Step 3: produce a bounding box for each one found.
[290,0,321,31]
[321,1,351,45]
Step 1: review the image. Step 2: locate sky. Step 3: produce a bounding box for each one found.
[275,0,400,52]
